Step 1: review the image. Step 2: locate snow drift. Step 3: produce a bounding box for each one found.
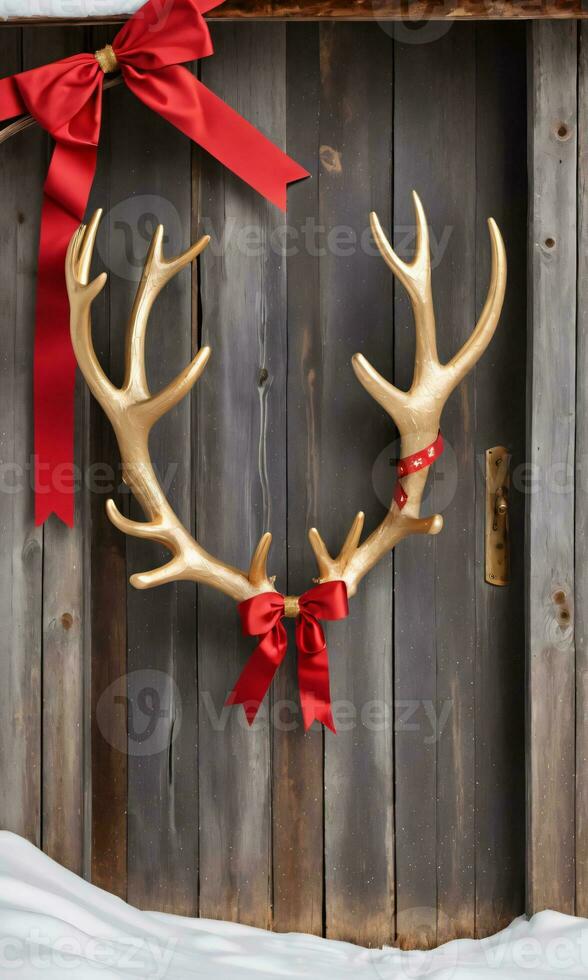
[0,832,587,978]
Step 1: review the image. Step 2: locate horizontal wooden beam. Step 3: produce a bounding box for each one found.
[1,0,587,25]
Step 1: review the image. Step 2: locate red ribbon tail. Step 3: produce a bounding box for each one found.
[124,66,309,212]
[33,141,98,526]
[226,627,287,725]
[297,640,336,734]
[34,196,80,526]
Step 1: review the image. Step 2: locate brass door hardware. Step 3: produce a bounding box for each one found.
[485,446,510,586]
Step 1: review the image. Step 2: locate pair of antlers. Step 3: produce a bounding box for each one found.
[65,193,506,603]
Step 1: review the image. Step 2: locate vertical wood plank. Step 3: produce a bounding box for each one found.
[0,27,43,847]
[87,24,129,899]
[474,22,527,938]
[272,22,323,936]
[393,32,437,943]
[394,24,477,947]
[527,20,577,916]
[430,30,477,945]
[197,23,287,928]
[26,25,88,877]
[105,72,198,913]
[576,20,588,918]
[319,22,395,947]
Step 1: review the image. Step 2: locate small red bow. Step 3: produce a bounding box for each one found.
[394,430,444,509]
[226,581,349,733]
[0,0,308,527]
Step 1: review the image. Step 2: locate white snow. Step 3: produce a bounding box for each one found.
[0,0,142,18]
[0,831,587,978]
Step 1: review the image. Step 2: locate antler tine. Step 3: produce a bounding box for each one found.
[371,191,438,369]
[308,511,365,582]
[124,225,210,398]
[350,353,406,428]
[370,192,429,296]
[66,211,113,408]
[249,532,274,588]
[442,217,507,393]
[68,219,275,604]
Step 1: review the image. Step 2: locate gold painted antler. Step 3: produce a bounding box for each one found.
[66,211,275,603]
[309,191,507,597]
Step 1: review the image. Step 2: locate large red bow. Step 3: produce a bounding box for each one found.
[0,0,308,526]
[226,581,349,733]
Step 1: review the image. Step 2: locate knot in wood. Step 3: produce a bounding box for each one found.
[283,595,300,618]
[95,44,118,74]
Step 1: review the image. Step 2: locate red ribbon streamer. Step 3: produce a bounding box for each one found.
[226,581,349,733]
[0,0,308,526]
[394,430,444,509]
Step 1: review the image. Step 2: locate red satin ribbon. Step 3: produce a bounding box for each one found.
[226,581,349,733]
[0,0,308,526]
[394,430,444,509]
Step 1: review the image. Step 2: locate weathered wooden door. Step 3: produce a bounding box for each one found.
[0,20,527,947]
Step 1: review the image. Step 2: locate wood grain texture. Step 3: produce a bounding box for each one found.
[4,1,588,24]
[527,20,577,916]
[0,20,534,940]
[0,26,43,847]
[473,21,526,937]
[272,22,323,936]
[197,22,287,928]
[394,24,478,947]
[319,22,394,948]
[577,18,588,918]
[393,33,440,952]
[105,68,198,914]
[86,24,129,899]
[27,25,87,877]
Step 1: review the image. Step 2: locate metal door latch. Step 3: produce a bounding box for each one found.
[485,446,510,586]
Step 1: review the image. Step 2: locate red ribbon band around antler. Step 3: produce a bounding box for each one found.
[393,430,444,509]
[226,580,349,733]
[0,0,308,526]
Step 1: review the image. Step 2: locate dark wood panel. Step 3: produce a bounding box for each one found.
[577,19,588,919]
[527,20,577,916]
[473,21,526,937]
[272,22,323,936]
[318,22,394,948]
[393,35,439,953]
[0,20,534,941]
[24,24,88,877]
[0,27,43,847]
[423,29,476,946]
[394,24,478,948]
[105,69,198,914]
[197,22,287,928]
[87,24,129,899]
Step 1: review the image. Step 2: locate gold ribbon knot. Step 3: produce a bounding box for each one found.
[283,595,300,619]
[95,44,118,75]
